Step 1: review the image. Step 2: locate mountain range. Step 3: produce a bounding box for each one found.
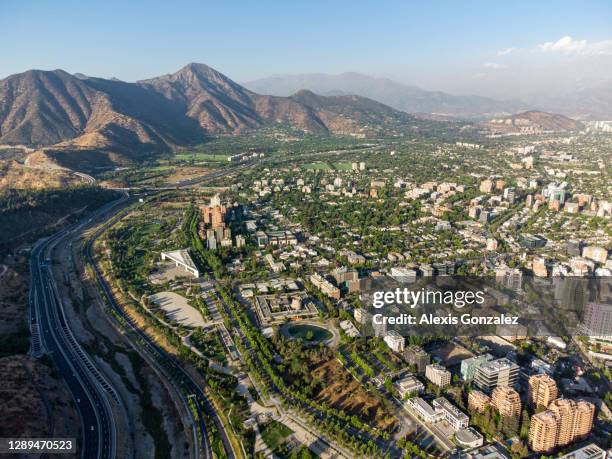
[0,64,413,170]
[243,73,612,120]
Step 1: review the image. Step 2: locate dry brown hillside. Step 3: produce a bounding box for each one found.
[0,63,413,170]
[0,160,81,190]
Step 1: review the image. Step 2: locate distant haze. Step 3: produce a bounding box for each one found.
[243,72,612,120]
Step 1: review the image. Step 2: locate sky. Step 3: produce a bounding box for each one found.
[1,0,611,98]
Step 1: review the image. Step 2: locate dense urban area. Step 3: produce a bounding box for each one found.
[2,114,610,459]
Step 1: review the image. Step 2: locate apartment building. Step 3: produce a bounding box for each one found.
[491,386,521,432]
[425,363,451,388]
[528,374,558,410]
[530,410,559,454]
[468,390,491,414]
[383,330,405,353]
[529,399,596,453]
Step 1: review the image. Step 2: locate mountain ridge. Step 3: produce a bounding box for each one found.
[243,72,612,119]
[0,63,415,169]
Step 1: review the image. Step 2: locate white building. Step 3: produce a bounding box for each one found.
[390,267,417,283]
[395,375,424,398]
[384,330,405,353]
[339,320,360,338]
[407,397,442,423]
[433,397,469,431]
[160,250,199,278]
[426,363,451,387]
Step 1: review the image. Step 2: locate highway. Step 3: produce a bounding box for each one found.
[25,163,272,458]
[29,197,126,459]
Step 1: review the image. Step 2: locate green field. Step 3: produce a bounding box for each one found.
[333,162,354,170]
[286,324,332,342]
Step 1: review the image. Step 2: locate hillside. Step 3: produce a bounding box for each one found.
[243,72,527,117]
[0,64,414,170]
[484,110,584,134]
[244,72,612,120]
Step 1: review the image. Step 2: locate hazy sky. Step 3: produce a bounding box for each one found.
[1,0,611,98]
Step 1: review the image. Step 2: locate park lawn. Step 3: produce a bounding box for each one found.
[260,420,293,450]
[333,162,354,170]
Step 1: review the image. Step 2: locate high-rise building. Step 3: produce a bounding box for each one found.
[582,246,608,264]
[491,386,521,432]
[404,346,430,373]
[528,374,558,410]
[582,302,612,341]
[530,399,596,453]
[569,400,596,442]
[474,358,519,392]
[425,364,451,388]
[461,354,494,381]
[480,179,493,193]
[530,410,559,454]
[468,390,491,413]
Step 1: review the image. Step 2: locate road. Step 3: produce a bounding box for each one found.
[29,196,126,459]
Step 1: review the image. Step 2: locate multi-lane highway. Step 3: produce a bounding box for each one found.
[29,197,127,459]
[26,164,252,459]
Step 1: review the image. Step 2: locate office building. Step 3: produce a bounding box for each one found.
[461,354,494,381]
[474,358,519,392]
[433,397,469,431]
[521,233,547,249]
[426,363,451,388]
[582,302,612,341]
[528,374,558,410]
[404,345,430,373]
[407,397,442,423]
